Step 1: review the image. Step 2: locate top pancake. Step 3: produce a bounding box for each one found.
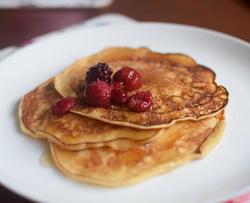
[54,47,228,129]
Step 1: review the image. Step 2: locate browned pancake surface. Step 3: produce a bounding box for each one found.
[54,47,228,129]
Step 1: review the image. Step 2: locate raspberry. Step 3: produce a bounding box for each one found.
[84,81,111,108]
[85,63,113,84]
[51,97,77,116]
[113,66,143,91]
[110,82,128,105]
[126,91,153,112]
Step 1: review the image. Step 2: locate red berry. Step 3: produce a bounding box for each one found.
[113,67,143,91]
[127,91,153,112]
[84,81,111,108]
[110,82,128,105]
[85,63,113,84]
[51,97,77,116]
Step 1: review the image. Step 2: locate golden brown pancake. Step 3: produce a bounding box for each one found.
[19,79,162,150]
[50,112,225,187]
[54,47,228,129]
[18,47,228,187]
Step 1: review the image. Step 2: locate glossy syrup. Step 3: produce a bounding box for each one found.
[39,151,53,167]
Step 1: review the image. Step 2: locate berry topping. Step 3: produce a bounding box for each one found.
[51,97,77,116]
[85,63,113,84]
[127,91,153,112]
[113,67,143,91]
[84,81,111,108]
[110,82,128,105]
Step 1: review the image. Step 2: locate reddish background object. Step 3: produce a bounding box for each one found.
[0,0,249,202]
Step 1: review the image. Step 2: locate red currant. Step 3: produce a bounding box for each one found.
[127,91,153,112]
[113,67,143,91]
[110,82,128,105]
[51,97,77,116]
[84,81,111,108]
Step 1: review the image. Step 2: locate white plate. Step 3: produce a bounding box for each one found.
[0,23,249,203]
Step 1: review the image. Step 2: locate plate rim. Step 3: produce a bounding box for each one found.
[1,21,249,65]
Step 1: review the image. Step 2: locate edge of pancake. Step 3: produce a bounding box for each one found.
[18,78,55,139]
[71,107,226,130]
[18,97,43,139]
[198,116,225,156]
[50,118,225,187]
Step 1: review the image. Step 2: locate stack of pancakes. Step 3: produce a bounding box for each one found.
[19,47,228,186]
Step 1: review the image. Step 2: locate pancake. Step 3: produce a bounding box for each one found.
[18,79,162,150]
[50,112,225,186]
[54,47,228,129]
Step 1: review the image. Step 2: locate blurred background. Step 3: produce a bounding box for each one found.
[0,0,249,49]
[0,0,249,202]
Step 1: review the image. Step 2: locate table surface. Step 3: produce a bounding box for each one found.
[0,0,249,202]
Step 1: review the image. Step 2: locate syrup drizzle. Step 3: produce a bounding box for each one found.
[39,151,53,167]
